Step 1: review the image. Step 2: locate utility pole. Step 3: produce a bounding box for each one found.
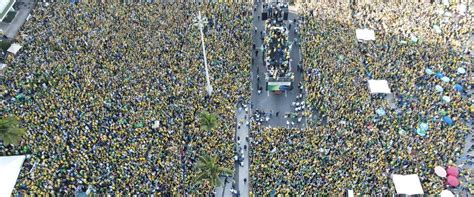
[194,11,213,96]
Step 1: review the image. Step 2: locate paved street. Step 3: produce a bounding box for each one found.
[251,2,306,128]
[234,104,250,196]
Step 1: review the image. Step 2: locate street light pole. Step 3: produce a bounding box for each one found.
[195,11,213,96]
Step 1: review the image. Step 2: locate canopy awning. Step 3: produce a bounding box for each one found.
[392,174,424,195]
[7,43,22,55]
[356,29,375,41]
[0,155,26,197]
[368,80,391,94]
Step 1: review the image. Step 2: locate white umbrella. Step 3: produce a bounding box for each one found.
[398,129,408,135]
[442,96,451,103]
[434,166,447,177]
[376,108,386,116]
[151,121,160,129]
[440,190,454,197]
[435,85,444,92]
[433,25,442,34]
[425,68,433,75]
[441,76,450,82]
[457,67,466,74]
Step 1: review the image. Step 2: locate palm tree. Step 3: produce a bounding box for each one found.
[0,117,26,146]
[194,154,232,196]
[199,111,219,132]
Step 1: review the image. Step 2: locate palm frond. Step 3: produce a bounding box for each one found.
[0,117,26,145]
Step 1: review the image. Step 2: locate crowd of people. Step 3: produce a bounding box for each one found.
[250,1,472,195]
[1,2,252,195]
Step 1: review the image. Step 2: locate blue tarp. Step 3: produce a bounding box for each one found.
[416,123,429,137]
[435,72,444,78]
[454,84,463,92]
[443,116,454,126]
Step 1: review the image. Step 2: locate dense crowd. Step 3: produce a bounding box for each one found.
[250,2,471,195]
[1,2,251,195]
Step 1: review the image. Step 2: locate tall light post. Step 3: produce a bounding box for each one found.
[193,11,213,96]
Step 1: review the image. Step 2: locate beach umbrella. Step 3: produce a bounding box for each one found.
[435,72,444,78]
[434,166,447,177]
[398,128,407,135]
[419,123,429,131]
[446,175,460,187]
[433,25,442,34]
[439,109,447,116]
[440,190,454,197]
[151,121,160,129]
[442,96,451,103]
[15,93,25,100]
[425,68,433,75]
[446,166,459,177]
[338,55,344,61]
[416,128,427,137]
[441,76,450,82]
[376,108,386,116]
[134,122,144,128]
[457,67,466,74]
[435,85,444,92]
[454,84,463,92]
[416,123,428,137]
[443,116,454,126]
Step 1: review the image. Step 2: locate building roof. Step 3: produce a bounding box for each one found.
[0,0,15,22]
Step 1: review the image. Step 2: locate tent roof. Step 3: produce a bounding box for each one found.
[268,81,291,86]
[7,43,22,55]
[0,155,26,197]
[356,29,375,41]
[368,80,391,94]
[392,174,424,195]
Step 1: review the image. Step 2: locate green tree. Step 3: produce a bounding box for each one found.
[199,111,219,132]
[0,117,26,146]
[194,154,232,195]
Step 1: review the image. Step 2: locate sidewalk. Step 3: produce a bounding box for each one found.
[215,176,233,197]
[235,104,250,196]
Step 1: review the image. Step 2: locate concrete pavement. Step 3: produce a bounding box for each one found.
[234,104,250,196]
[215,176,233,197]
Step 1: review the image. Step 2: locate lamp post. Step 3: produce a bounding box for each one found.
[193,11,213,96]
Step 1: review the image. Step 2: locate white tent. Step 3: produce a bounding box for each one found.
[347,190,354,197]
[0,155,26,197]
[440,190,454,197]
[7,43,22,55]
[368,80,391,94]
[356,29,375,41]
[0,63,6,70]
[392,174,424,195]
